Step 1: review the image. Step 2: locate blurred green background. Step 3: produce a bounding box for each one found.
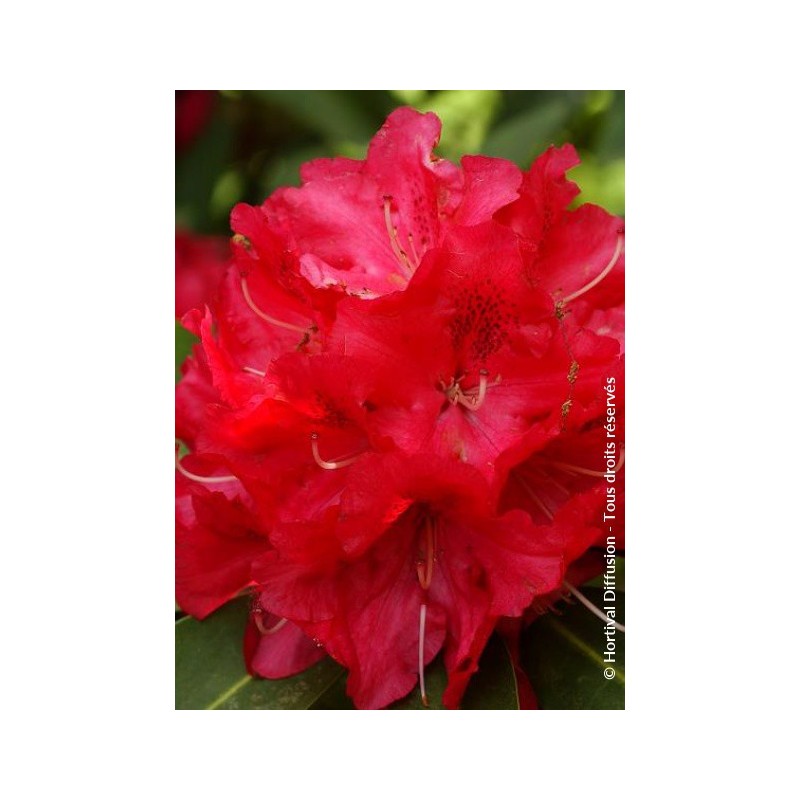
[175,89,624,237]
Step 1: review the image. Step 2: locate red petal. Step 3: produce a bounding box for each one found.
[245,615,326,679]
[175,468,270,619]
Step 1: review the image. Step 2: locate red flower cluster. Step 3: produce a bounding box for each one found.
[175,108,625,709]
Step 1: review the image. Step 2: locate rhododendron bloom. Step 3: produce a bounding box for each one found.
[175,107,625,709]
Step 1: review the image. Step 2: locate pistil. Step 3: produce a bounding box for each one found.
[418,603,429,707]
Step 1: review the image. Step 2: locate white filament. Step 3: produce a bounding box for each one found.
[418,603,429,707]
[563,580,625,632]
[563,234,624,303]
[241,276,309,334]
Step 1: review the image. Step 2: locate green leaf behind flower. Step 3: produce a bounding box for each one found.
[175,598,344,710]
[522,586,625,710]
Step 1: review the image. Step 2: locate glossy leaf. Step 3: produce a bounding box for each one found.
[390,656,448,710]
[460,633,521,710]
[521,586,625,710]
[390,634,520,710]
[175,598,344,710]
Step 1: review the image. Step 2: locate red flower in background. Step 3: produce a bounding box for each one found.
[175,231,229,319]
[175,108,624,709]
[175,90,216,152]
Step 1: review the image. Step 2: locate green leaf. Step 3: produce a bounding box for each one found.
[521,587,625,709]
[586,556,625,591]
[420,90,502,160]
[392,634,520,710]
[390,655,449,710]
[275,636,521,710]
[261,145,328,196]
[306,671,354,710]
[254,91,376,144]
[175,598,344,710]
[571,157,625,216]
[461,633,521,709]
[175,320,198,383]
[391,89,428,106]
[483,93,584,166]
[593,91,625,163]
[175,114,235,231]
[175,592,624,710]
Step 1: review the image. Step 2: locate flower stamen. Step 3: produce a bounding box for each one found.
[442,371,497,411]
[458,369,489,410]
[563,580,625,632]
[418,602,429,707]
[562,233,624,304]
[407,233,420,268]
[551,448,625,478]
[382,196,414,276]
[254,611,289,636]
[310,432,361,470]
[242,366,266,377]
[175,452,238,484]
[416,516,436,590]
[529,466,572,497]
[241,275,310,334]
[514,474,555,521]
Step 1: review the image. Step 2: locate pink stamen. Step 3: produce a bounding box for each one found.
[242,366,266,377]
[175,452,238,484]
[563,580,625,632]
[310,433,361,470]
[562,233,624,303]
[241,276,310,334]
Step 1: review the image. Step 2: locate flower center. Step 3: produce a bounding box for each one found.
[439,369,496,411]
